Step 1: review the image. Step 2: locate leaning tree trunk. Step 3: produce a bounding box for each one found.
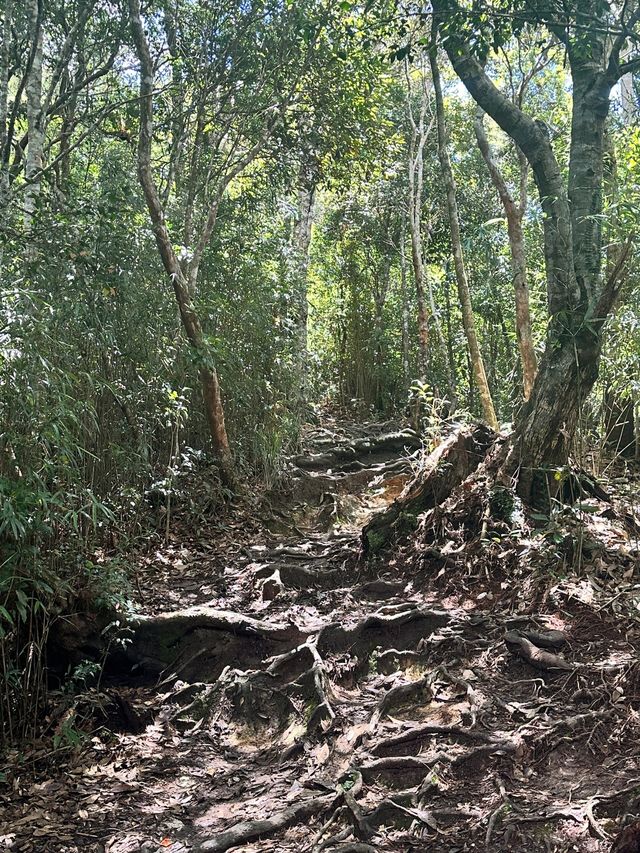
[473,108,537,400]
[129,0,233,484]
[429,48,498,431]
[434,3,633,506]
[505,62,622,504]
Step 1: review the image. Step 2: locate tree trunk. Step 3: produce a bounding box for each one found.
[0,0,11,213]
[427,268,457,411]
[599,107,635,462]
[604,390,636,458]
[362,423,495,553]
[0,0,10,271]
[507,59,617,502]
[435,2,633,506]
[429,48,498,431]
[128,0,233,484]
[405,62,431,383]
[373,256,391,410]
[337,277,347,406]
[292,167,315,405]
[399,212,411,386]
[444,269,457,399]
[57,83,77,192]
[473,109,537,400]
[620,71,636,122]
[415,289,429,383]
[24,0,44,233]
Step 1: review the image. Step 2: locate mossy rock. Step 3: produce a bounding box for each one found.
[365,528,390,555]
[489,485,515,521]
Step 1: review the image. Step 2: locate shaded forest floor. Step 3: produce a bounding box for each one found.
[3,419,640,853]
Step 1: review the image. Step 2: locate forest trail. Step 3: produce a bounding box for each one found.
[5,3,640,852]
[3,422,640,853]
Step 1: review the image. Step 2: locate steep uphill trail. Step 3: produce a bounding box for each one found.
[2,421,640,853]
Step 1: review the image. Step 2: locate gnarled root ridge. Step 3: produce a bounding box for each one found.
[362,423,495,555]
[145,594,640,853]
[35,421,640,853]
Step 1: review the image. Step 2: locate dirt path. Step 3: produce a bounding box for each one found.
[2,422,640,853]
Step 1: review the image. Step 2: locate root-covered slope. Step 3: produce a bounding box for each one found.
[3,422,640,853]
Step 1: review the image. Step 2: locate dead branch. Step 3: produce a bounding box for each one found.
[504,631,575,671]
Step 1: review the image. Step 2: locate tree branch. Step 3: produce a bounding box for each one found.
[473,107,517,219]
[432,0,577,316]
[594,234,635,325]
[607,4,640,81]
[617,53,640,76]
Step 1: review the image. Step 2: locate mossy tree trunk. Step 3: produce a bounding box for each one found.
[435,2,638,505]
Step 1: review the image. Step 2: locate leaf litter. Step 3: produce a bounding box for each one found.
[2,422,640,852]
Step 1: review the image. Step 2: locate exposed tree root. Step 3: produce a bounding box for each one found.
[370,723,504,757]
[369,674,434,725]
[362,423,495,554]
[513,627,568,649]
[304,640,337,732]
[366,796,479,829]
[31,421,640,853]
[197,770,373,852]
[373,647,425,674]
[165,675,231,731]
[253,558,350,590]
[142,606,455,743]
[293,430,421,472]
[316,607,451,662]
[354,579,407,599]
[360,755,437,784]
[127,607,307,680]
[504,630,575,671]
[52,607,309,682]
[197,792,337,851]
[247,535,360,591]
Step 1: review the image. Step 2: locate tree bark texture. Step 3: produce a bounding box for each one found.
[373,252,392,410]
[434,1,635,504]
[473,108,537,400]
[293,164,315,404]
[604,390,636,458]
[399,211,411,385]
[128,0,233,483]
[429,48,498,431]
[405,60,431,383]
[24,0,44,232]
[0,0,11,210]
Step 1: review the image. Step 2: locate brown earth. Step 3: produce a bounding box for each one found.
[2,420,640,853]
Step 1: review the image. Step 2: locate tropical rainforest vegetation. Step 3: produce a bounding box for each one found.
[2,1,640,851]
